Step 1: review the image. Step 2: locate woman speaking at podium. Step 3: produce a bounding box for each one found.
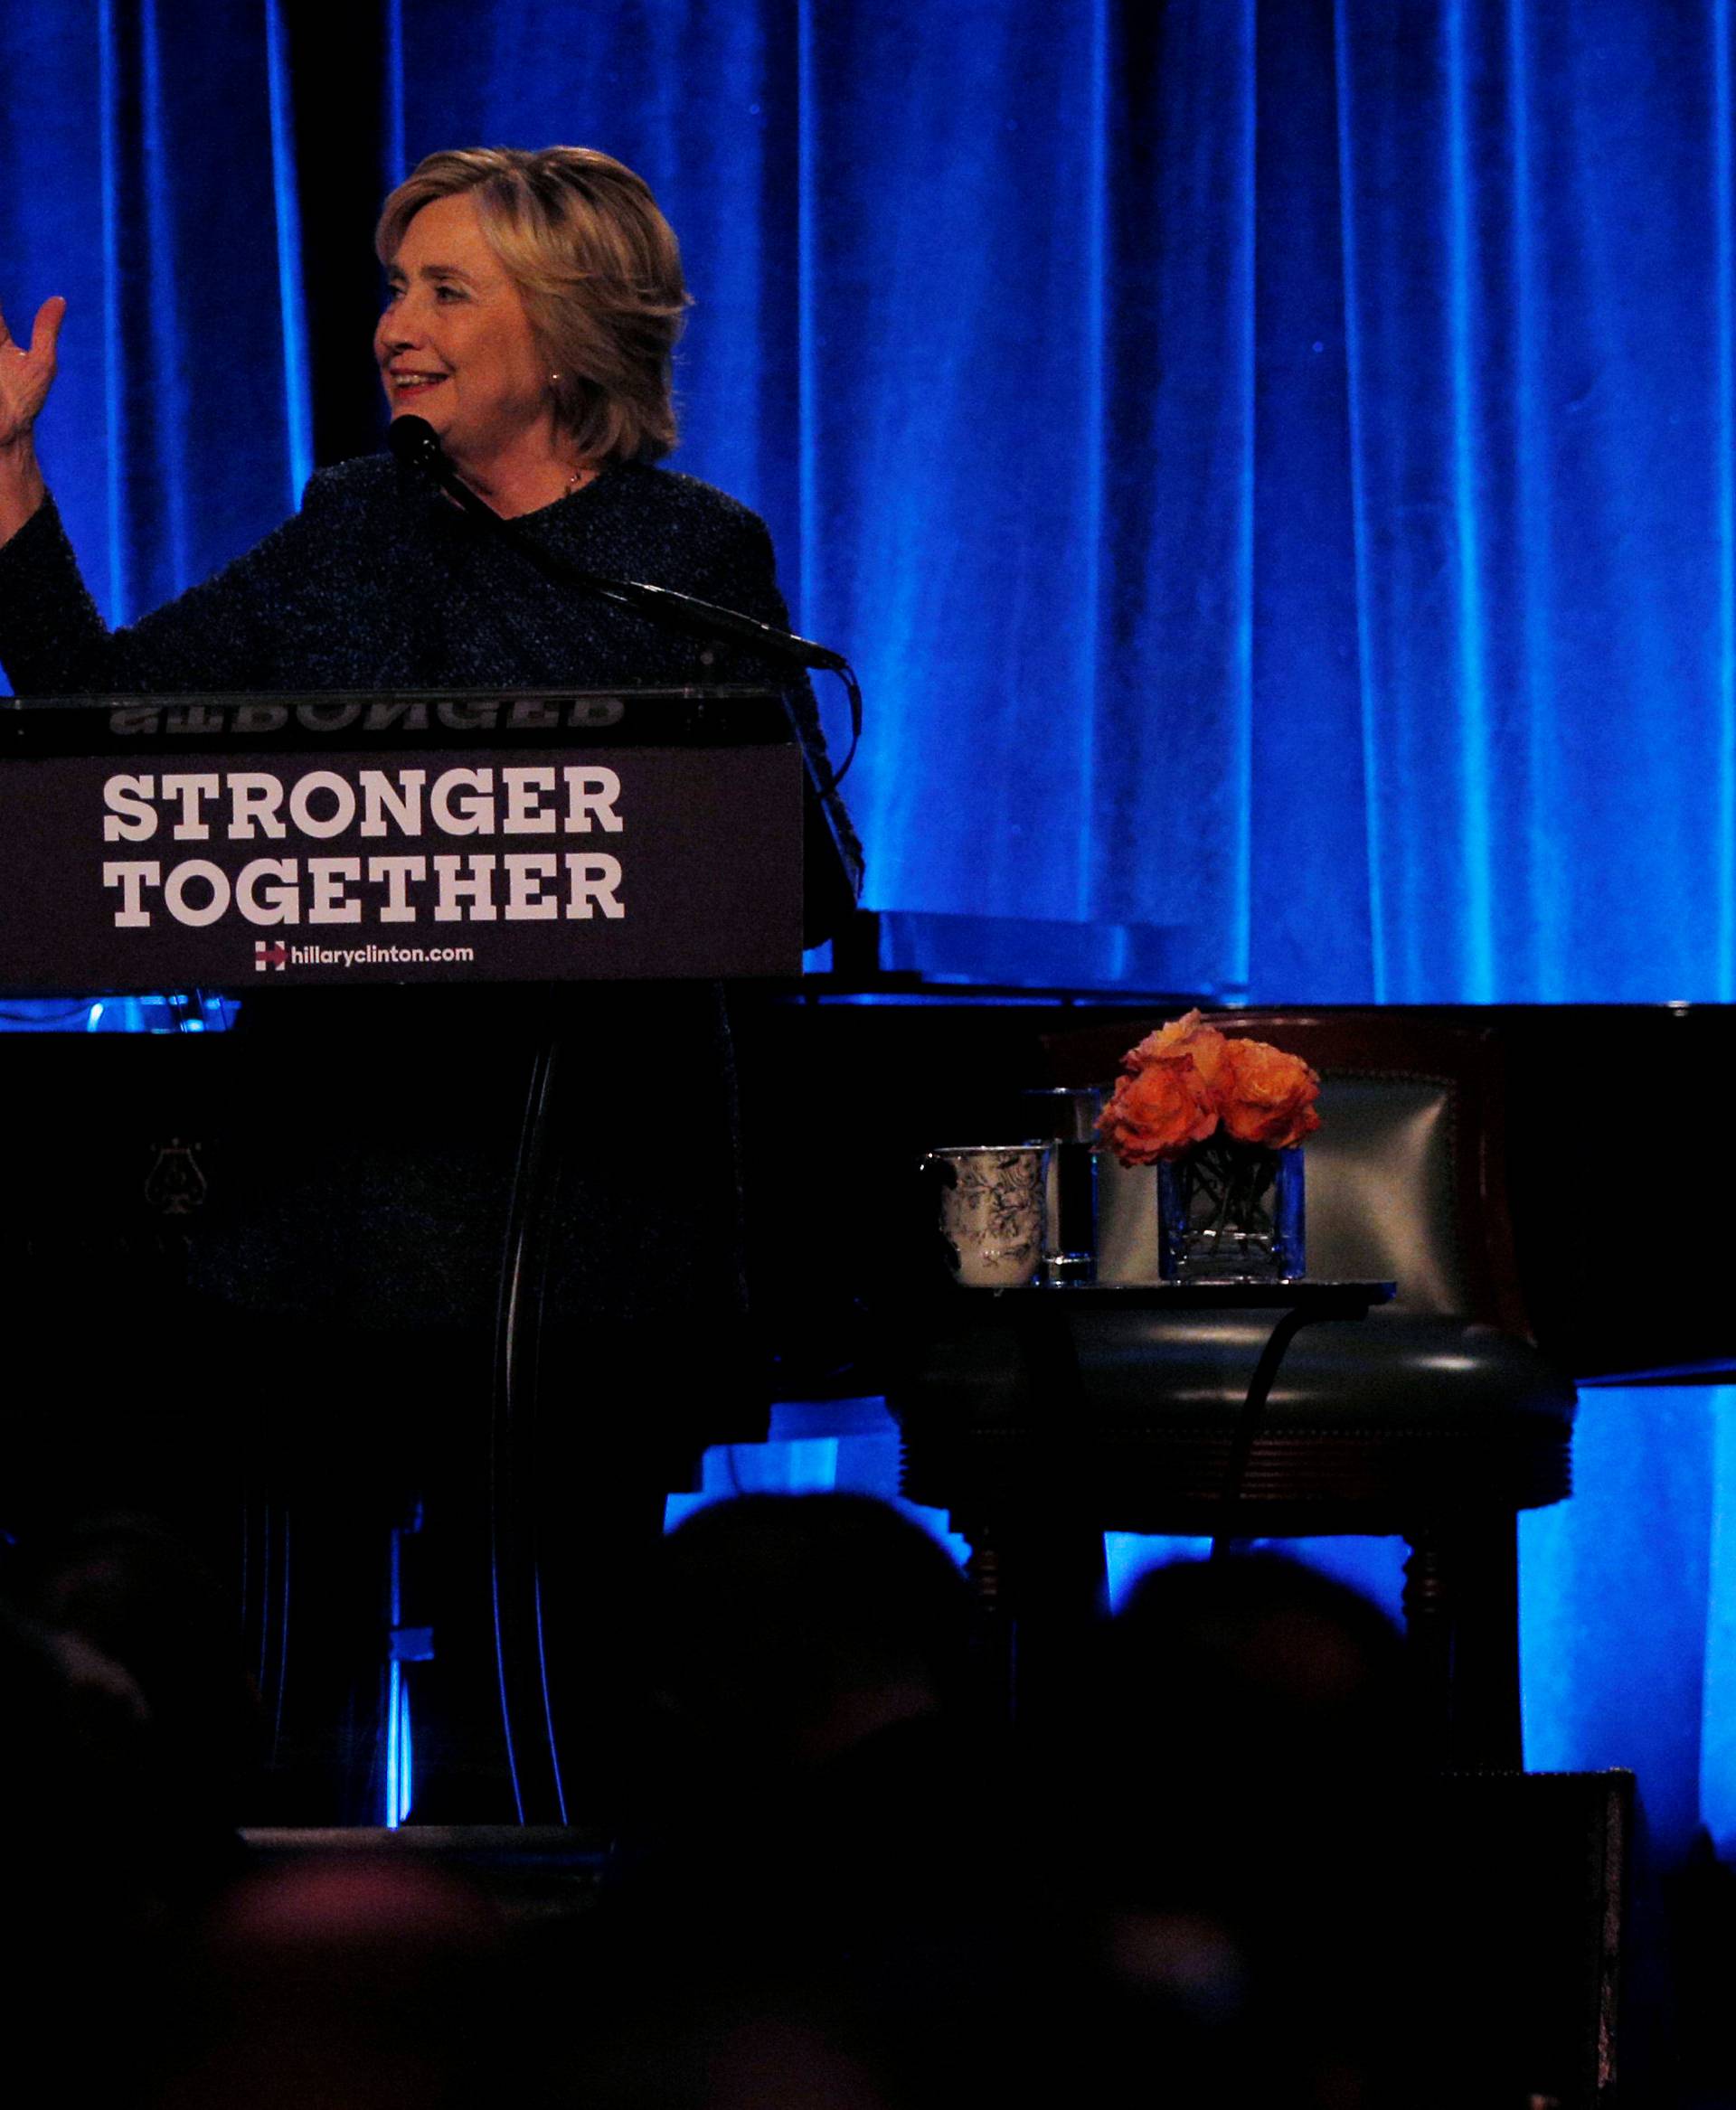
[0,147,847,1822]
[0,144,822,706]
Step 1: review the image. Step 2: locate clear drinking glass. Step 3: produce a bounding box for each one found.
[1021,1086,1104,1286]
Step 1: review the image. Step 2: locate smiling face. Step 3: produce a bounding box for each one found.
[374,191,554,476]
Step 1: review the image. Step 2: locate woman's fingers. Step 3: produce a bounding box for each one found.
[29,296,67,361]
[0,294,66,363]
[0,296,65,444]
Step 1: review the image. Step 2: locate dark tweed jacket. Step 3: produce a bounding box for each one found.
[0,455,850,1398]
[3,451,818,709]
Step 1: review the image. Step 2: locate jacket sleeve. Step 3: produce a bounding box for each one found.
[0,476,342,697]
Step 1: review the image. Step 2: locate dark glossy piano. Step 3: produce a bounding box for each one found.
[3,984,1719,1465]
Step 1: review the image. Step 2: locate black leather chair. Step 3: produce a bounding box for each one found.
[888,1011,1577,1767]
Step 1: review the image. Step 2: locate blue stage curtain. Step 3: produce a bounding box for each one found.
[0,1,309,626]
[14,1,1733,1003]
[384,0,1736,1005]
[6,0,1736,1849]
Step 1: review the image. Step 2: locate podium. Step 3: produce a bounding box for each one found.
[0,688,853,1825]
[0,684,855,989]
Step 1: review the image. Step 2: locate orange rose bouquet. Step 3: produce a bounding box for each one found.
[1096,1013,1319,1280]
[1097,1012,1319,1163]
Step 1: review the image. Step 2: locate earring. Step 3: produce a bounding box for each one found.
[549,371,561,386]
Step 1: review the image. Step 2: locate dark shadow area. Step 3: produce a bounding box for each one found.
[2,1490,1697,2105]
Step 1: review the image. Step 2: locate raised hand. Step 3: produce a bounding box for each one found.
[0,296,66,454]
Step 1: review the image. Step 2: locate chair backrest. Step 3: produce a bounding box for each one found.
[1040,1010,1530,1332]
[1303,1075,1461,1313]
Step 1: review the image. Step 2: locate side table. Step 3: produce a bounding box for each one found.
[887,1276,1569,1766]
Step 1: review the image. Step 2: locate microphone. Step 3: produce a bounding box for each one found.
[385,415,850,676]
[385,412,446,479]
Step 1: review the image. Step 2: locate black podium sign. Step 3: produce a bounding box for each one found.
[0,690,807,989]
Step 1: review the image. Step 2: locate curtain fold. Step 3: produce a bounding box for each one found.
[2,2,307,622]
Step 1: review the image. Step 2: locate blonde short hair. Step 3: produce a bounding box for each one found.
[375,146,690,466]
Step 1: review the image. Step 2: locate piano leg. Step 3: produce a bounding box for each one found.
[956,1508,1108,1743]
[1402,1516,1523,1771]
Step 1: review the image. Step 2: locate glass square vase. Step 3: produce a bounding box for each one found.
[1157,1138,1306,1284]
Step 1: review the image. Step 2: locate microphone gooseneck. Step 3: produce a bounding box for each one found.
[386,412,862,780]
